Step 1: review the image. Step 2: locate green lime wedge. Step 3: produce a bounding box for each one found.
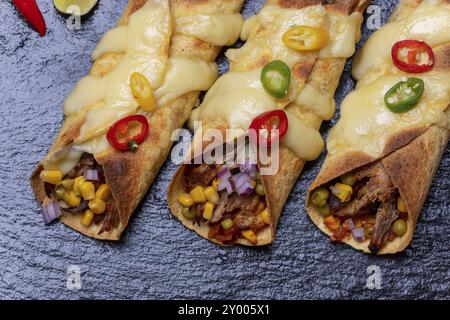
[54,0,98,16]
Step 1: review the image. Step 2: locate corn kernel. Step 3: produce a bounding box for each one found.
[89,198,106,214]
[80,182,96,201]
[39,170,63,185]
[397,197,407,213]
[241,230,257,244]
[203,202,215,220]
[260,208,270,225]
[212,178,221,190]
[81,209,94,227]
[61,179,74,190]
[63,191,81,208]
[177,193,194,207]
[330,183,353,202]
[256,201,266,215]
[96,184,112,201]
[73,176,85,197]
[204,187,219,205]
[190,186,207,204]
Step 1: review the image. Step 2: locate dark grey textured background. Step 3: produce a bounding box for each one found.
[0,0,449,300]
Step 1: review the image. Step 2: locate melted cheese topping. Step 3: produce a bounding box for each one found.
[67,0,172,144]
[175,14,244,46]
[48,0,237,172]
[328,0,450,157]
[353,0,450,80]
[192,69,277,130]
[226,5,328,69]
[328,72,450,156]
[190,4,361,160]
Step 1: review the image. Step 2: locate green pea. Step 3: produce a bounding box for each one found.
[311,187,330,208]
[316,203,331,217]
[255,183,266,196]
[221,218,234,230]
[182,207,196,220]
[392,219,407,237]
[340,173,356,187]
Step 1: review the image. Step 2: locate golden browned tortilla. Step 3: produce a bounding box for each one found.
[306,0,450,254]
[168,0,371,246]
[30,0,245,240]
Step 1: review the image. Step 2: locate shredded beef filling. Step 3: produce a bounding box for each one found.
[185,164,219,191]
[326,162,402,253]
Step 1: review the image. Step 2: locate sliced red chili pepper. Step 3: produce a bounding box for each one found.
[107,115,149,152]
[13,0,47,36]
[249,110,288,147]
[391,40,434,73]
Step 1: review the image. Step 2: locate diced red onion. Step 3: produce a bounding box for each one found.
[84,169,99,181]
[217,167,231,180]
[218,177,235,194]
[42,202,62,225]
[239,161,258,179]
[232,173,251,189]
[237,181,254,196]
[352,227,365,243]
[226,179,235,194]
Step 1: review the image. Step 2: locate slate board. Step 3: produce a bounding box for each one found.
[0,0,449,300]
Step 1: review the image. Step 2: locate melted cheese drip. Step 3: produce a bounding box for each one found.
[320,12,363,59]
[328,0,450,157]
[43,148,83,175]
[175,14,244,46]
[353,0,450,80]
[191,5,360,160]
[155,58,218,107]
[295,83,335,120]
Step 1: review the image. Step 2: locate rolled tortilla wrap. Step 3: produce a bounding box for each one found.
[30,0,245,240]
[168,0,370,246]
[306,0,450,254]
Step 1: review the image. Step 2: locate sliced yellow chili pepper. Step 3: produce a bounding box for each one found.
[130,72,156,112]
[282,26,329,51]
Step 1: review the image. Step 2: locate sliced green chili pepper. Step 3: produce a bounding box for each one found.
[384,78,424,113]
[261,60,291,99]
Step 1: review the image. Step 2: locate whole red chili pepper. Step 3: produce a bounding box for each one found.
[13,0,47,36]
